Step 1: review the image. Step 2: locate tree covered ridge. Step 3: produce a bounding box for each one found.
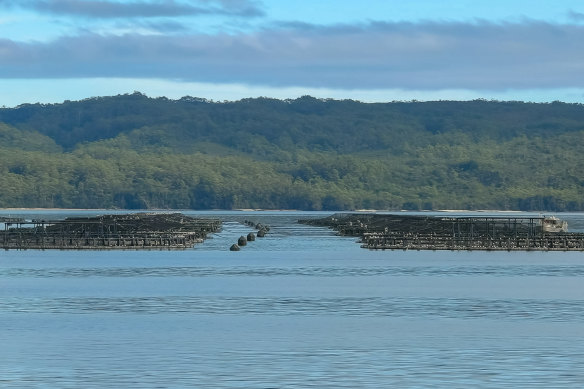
[0,93,583,211]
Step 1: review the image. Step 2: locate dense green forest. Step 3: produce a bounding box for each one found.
[1,92,583,211]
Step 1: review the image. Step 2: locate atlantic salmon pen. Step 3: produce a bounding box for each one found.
[1,213,221,250]
[301,213,584,251]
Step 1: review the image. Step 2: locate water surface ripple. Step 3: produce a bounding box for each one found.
[2,295,583,321]
[2,210,584,388]
[3,264,584,278]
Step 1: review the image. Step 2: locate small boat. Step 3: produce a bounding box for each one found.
[541,216,568,233]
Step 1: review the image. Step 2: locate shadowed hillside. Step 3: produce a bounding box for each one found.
[1,93,583,210]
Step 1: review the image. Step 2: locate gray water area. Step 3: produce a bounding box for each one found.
[1,210,584,387]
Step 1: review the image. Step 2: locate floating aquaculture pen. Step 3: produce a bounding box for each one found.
[1,213,221,250]
[300,213,584,251]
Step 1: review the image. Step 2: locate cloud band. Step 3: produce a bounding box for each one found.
[1,21,583,90]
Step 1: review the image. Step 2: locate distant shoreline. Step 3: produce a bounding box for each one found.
[1,208,580,213]
[0,208,305,212]
[0,208,123,212]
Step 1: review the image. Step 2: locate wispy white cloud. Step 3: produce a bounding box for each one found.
[0,0,264,19]
[1,20,583,91]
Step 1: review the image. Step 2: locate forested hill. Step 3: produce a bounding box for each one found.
[1,92,583,211]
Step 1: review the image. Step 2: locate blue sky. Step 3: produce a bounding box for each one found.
[1,0,584,106]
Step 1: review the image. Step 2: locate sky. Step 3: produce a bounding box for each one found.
[1,0,584,106]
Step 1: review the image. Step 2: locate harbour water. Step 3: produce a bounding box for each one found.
[1,211,584,387]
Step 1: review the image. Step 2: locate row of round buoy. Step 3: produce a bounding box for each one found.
[244,220,270,237]
[244,220,270,231]
[230,221,270,251]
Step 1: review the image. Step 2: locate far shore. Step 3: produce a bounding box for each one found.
[1,208,580,214]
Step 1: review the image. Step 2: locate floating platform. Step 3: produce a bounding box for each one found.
[300,213,584,251]
[1,213,221,250]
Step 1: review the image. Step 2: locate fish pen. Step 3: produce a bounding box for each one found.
[1,213,222,250]
[300,213,584,251]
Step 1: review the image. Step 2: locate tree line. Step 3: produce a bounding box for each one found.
[1,93,583,211]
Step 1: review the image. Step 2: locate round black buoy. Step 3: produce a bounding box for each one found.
[238,236,247,246]
[230,244,240,251]
[247,232,256,241]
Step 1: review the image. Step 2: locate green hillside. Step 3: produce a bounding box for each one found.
[1,93,583,210]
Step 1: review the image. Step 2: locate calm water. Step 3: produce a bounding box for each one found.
[1,211,584,388]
